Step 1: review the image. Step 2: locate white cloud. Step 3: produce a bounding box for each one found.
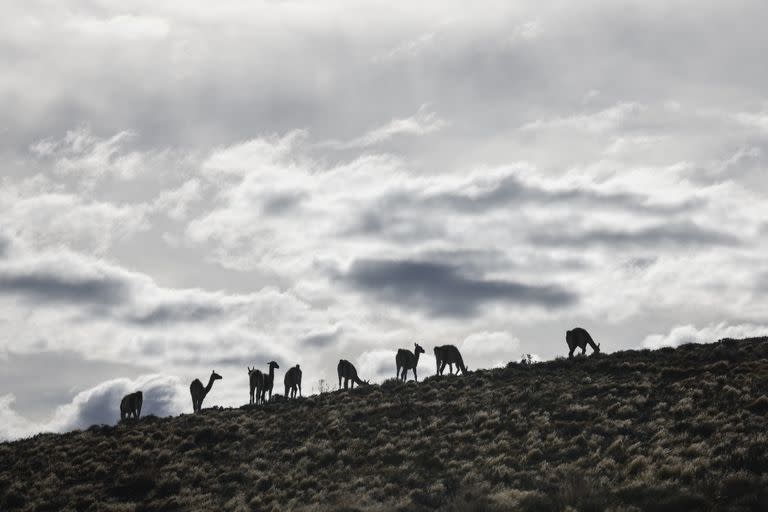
[520,103,645,134]
[642,323,768,349]
[461,331,520,369]
[202,130,308,178]
[732,110,768,133]
[31,126,146,183]
[0,374,187,442]
[153,178,203,220]
[0,184,150,254]
[382,32,436,60]
[68,15,170,40]
[508,20,541,43]
[319,105,448,149]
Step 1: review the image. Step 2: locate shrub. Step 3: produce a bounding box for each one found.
[745,395,768,415]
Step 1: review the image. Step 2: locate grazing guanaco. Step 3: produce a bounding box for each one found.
[337,359,369,389]
[566,328,600,358]
[433,345,468,375]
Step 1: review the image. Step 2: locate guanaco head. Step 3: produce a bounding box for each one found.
[269,361,280,370]
[414,343,425,355]
[211,370,223,380]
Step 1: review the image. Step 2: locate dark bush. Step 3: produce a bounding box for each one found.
[745,395,768,415]
[109,472,156,501]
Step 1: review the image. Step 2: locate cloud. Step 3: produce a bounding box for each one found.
[124,300,224,326]
[0,233,10,258]
[642,322,768,349]
[67,14,170,40]
[376,168,701,217]
[520,103,645,133]
[529,221,740,249]
[0,236,318,370]
[0,185,150,255]
[355,349,394,382]
[460,331,521,369]
[152,179,203,220]
[319,105,447,149]
[343,258,577,316]
[0,374,187,442]
[0,254,129,306]
[31,126,145,183]
[732,109,768,134]
[302,327,343,349]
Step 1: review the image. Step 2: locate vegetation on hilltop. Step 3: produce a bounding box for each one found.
[1,338,768,511]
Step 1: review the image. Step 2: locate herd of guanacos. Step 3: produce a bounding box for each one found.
[119,327,601,421]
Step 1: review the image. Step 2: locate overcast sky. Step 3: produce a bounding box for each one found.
[2,0,768,440]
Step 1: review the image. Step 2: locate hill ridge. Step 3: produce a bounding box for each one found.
[2,337,767,511]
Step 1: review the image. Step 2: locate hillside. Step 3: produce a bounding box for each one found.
[2,338,768,512]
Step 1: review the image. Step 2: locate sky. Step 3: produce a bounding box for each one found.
[2,0,768,440]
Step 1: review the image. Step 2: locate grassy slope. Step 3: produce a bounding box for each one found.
[2,338,768,512]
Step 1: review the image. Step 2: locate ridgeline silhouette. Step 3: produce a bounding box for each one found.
[128,329,601,418]
[3,337,767,511]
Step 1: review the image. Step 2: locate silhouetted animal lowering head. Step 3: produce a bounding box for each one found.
[566,328,600,358]
[433,345,467,375]
[338,359,369,388]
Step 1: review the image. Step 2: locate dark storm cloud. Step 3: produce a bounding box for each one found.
[0,270,129,305]
[343,259,577,316]
[529,222,741,248]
